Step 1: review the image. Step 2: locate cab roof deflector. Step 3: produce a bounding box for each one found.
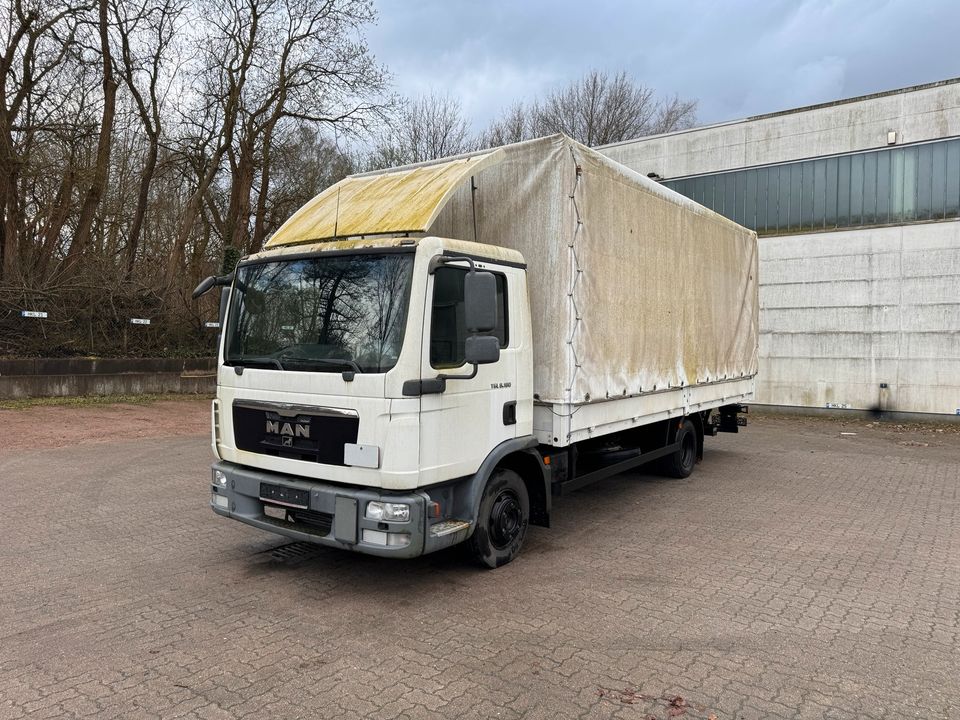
[264,148,505,248]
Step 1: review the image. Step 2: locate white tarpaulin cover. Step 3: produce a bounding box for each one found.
[427,134,759,405]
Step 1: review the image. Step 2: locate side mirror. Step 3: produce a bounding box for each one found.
[192,275,217,299]
[464,270,497,332]
[192,272,234,300]
[465,335,500,365]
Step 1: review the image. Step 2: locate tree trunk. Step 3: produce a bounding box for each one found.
[223,137,255,262]
[250,121,277,252]
[0,89,21,280]
[0,166,15,280]
[125,136,158,276]
[66,0,117,270]
[167,143,229,286]
[34,160,79,279]
[0,10,36,281]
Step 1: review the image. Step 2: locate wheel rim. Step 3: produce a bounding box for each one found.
[489,490,523,549]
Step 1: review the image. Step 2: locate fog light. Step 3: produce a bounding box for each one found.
[361,529,410,547]
[215,470,227,487]
[362,529,387,545]
[213,493,229,509]
[365,501,410,522]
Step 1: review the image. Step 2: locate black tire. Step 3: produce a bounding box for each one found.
[662,419,697,478]
[468,468,530,569]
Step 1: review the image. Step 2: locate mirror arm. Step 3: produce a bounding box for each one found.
[428,255,476,274]
[401,364,480,396]
[437,363,478,383]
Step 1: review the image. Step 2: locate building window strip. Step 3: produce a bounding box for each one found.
[662,137,960,234]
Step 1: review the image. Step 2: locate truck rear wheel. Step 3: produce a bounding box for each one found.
[468,468,529,569]
[662,419,697,478]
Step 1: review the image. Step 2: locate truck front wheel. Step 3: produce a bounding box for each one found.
[662,418,697,478]
[468,468,529,568]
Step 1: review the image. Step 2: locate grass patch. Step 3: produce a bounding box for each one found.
[0,393,211,410]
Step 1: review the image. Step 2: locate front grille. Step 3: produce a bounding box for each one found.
[232,402,359,465]
[288,509,334,534]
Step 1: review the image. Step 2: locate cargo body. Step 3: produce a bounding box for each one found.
[199,135,758,567]
[427,135,759,445]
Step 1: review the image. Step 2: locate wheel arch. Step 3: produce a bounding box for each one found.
[463,436,550,534]
[497,450,550,528]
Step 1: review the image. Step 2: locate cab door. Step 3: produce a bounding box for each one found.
[417,261,519,486]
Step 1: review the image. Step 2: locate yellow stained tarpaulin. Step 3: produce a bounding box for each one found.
[265,149,504,247]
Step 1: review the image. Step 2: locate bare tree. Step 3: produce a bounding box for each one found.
[478,101,529,149]
[368,92,472,169]
[651,94,698,135]
[264,125,355,236]
[481,70,697,148]
[0,1,91,278]
[0,0,389,358]
[112,0,184,276]
[170,0,389,282]
[66,0,118,269]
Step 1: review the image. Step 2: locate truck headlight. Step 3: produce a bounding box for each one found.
[365,501,410,522]
[214,470,227,487]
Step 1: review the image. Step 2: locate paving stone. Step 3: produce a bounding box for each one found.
[0,414,958,719]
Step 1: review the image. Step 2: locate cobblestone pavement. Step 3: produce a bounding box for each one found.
[1,410,959,719]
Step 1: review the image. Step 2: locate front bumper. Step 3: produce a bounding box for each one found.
[210,461,469,558]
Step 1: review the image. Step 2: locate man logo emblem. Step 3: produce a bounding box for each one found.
[281,436,293,448]
[265,419,310,439]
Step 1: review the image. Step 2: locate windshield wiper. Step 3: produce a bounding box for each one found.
[231,354,359,379]
[232,356,285,372]
[280,355,362,375]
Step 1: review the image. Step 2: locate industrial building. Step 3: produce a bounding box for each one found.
[599,78,960,418]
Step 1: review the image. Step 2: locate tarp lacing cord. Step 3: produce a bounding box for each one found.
[562,146,584,430]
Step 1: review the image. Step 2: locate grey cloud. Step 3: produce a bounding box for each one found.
[368,0,960,132]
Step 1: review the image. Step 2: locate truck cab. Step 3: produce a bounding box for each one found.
[209,235,547,566]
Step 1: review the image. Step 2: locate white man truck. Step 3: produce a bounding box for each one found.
[195,135,758,568]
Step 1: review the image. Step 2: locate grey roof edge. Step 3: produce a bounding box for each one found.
[597,76,960,151]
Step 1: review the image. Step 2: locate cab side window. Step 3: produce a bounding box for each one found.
[430,267,508,369]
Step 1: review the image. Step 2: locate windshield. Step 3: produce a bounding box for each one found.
[225,252,415,374]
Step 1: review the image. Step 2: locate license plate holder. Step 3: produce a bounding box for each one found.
[259,482,309,509]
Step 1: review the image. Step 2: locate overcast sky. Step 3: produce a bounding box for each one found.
[367,0,960,134]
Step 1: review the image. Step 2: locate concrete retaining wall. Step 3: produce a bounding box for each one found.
[0,358,216,400]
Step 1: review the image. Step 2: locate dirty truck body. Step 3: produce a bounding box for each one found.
[204,135,759,567]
